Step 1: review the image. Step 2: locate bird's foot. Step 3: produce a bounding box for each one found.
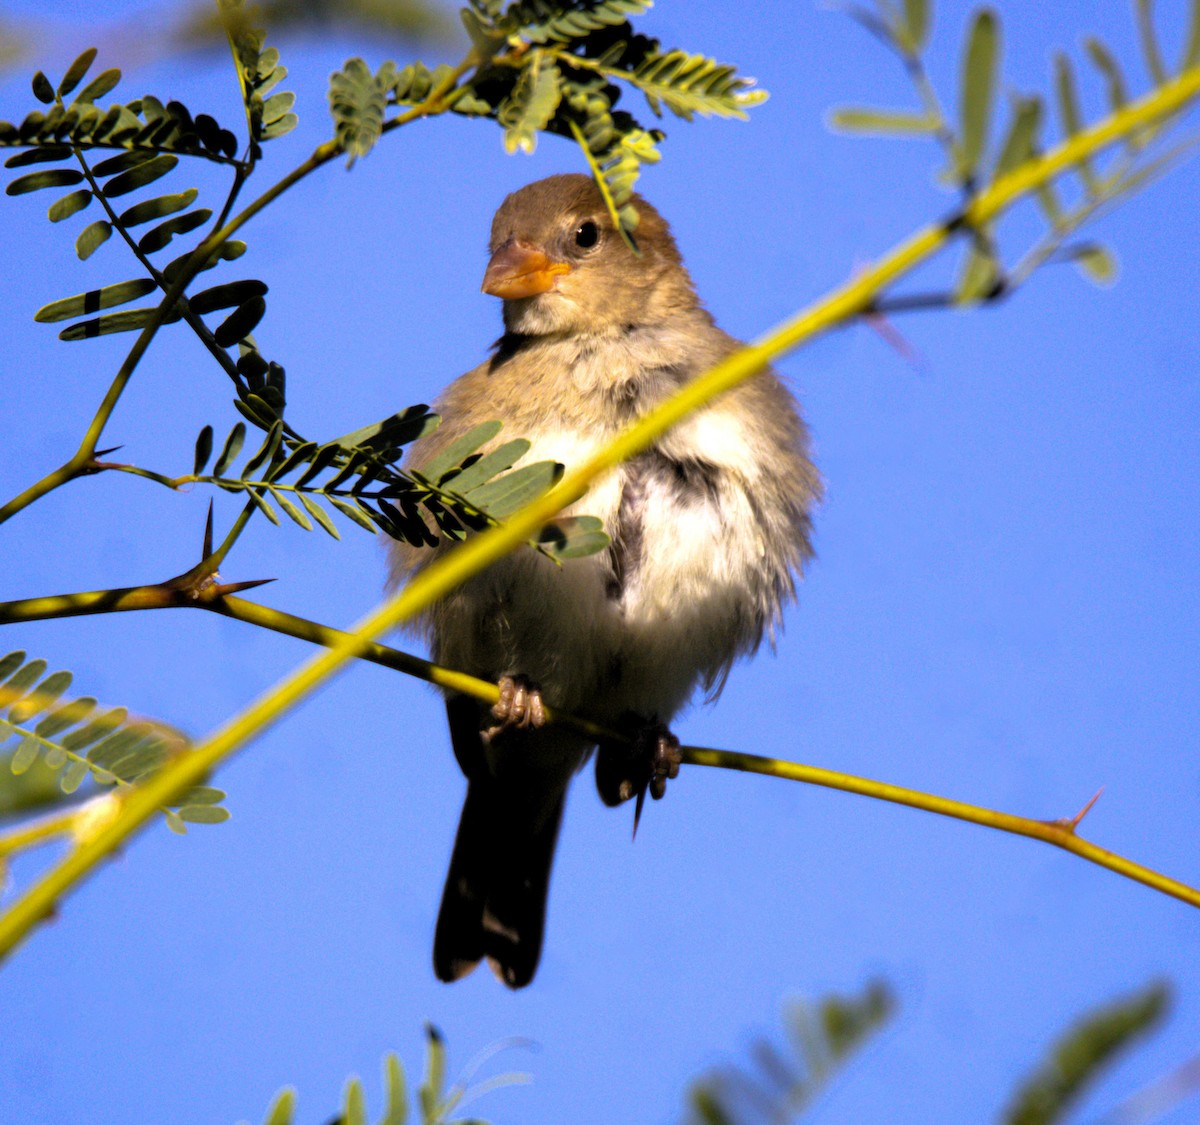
[482,674,546,743]
[595,719,682,835]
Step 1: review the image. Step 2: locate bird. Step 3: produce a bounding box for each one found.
[389,173,821,988]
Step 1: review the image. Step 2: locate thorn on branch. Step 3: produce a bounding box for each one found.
[212,578,276,597]
[1047,787,1105,834]
[202,500,214,558]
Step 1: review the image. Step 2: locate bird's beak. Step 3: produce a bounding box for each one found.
[481,240,572,299]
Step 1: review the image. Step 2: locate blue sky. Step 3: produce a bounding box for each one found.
[2,1,1199,1123]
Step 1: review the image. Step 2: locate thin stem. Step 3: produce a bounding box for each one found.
[904,53,958,160]
[0,52,479,529]
[68,142,245,386]
[0,462,82,525]
[2,578,1196,917]
[683,747,1200,909]
[3,582,1195,908]
[0,806,84,860]
[1,62,1197,959]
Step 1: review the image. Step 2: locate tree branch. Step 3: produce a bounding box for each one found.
[1,61,1197,959]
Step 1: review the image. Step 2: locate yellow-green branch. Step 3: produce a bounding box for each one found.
[1,64,1197,958]
[684,748,1200,909]
[4,584,1196,911]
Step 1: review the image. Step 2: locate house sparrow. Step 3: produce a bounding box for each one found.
[390,173,821,988]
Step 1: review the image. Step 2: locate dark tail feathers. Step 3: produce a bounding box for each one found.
[433,779,566,989]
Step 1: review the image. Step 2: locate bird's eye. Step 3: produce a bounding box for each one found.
[573,220,599,250]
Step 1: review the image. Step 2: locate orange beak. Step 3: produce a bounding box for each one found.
[481,240,572,299]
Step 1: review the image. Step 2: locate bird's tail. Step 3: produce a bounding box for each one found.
[434,777,566,989]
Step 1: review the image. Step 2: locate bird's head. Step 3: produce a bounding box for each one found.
[482,173,698,337]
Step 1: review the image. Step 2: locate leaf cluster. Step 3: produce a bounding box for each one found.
[190,408,605,560]
[2,49,239,159]
[0,651,228,833]
[218,0,298,158]
[250,1025,529,1125]
[686,980,895,1124]
[329,0,767,238]
[1004,981,1170,1125]
[830,0,1200,302]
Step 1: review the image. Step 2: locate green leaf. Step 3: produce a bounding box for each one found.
[137,208,212,254]
[1185,0,1200,69]
[340,1078,366,1125]
[74,67,121,104]
[213,422,247,476]
[501,53,562,154]
[60,759,90,794]
[9,670,73,724]
[901,0,931,53]
[269,487,313,530]
[58,306,183,341]
[537,515,609,559]
[956,8,1000,184]
[1066,242,1119,286]
[162,238,246,284]
[91,149,160,178]
[1,656,48,700]
[518,0,653,44]
[0,652,26,683]
[11,737,41,775]
[31,71,55,105]
[444,439,531,494]
[177,804,231,824]
[1054,52,1098,193]
[329,406,439,455]
[101,153,178,197]
[262,91,296,125]
[465,460,563,517]
[419,1025,446,1119]
[189,280,268,315]
[1084,37,1128,113]
[35,279,157,324]
[298,494,340,539]
[1005,982,1169,1125]
[5,145,72,168]
[214,296,266,347]
[60,707,127,752]
[268,441,318,483]
[626,49,766,121]
[993,95,1042,179]
[379,1052,407,1125]
[34,696,96,738]
[329,57,387,163]
[261,112,298,140]
[6,167,85,195]
[261,1088,296,1125]
[328,495,378,532]
[1135,0,1167,85]
[58,48,98,98]
[241,422,284,480]
[164,809,187,835]
[76,220,112,260]
[194,425,214,474]
[118,188,199,228]
[48,188,93,222]
[828,107,939,135]
[418,420,504,482]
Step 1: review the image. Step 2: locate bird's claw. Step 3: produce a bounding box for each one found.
[595,720,681,836]
[482,674,546,743]
[648,729,682,801]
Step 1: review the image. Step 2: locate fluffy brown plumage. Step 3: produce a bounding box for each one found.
[391,173,821,987]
